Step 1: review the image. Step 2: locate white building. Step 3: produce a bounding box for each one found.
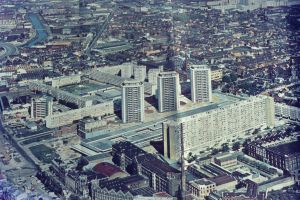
[148,69,160,85]
[121,80,144,123]
[45,101,113,128]
[275,103,300,121]
[190,65,212,103]
[51,74,81,88]
[134,65,147,82]
[31,96,53,119]
[147,68,161,95]
[163,95,275,160]
[157,71,180,113]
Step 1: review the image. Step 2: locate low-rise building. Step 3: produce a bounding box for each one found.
[187,178,216,199]
[245,140,300,183]
[112,141,181,197]
[214,154,238,169]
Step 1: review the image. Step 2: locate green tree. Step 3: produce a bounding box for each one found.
[221,143,230,152]
[232,142,241,151]
[211,148,219,155]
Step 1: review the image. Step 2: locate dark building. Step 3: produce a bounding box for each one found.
[245,140,300,183]
[112,141,181,197]
[90,175,155,200]
[221,179,265,200]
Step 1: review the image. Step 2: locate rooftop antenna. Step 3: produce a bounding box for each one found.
[170,0,187,198]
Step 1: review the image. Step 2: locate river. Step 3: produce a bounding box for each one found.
[25,13,48,47]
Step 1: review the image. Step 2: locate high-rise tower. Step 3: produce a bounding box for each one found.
[31,96,53,119]
[121,80,144,123]
[190,65,212,103]
[157,71,180,112]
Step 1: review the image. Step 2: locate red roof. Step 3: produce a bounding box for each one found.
[153,192,172,197]
[92,162,124,177]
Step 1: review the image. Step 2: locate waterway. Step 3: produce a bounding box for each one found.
[24,13,48,47]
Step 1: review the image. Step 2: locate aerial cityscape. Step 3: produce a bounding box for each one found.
[0,0,300,199]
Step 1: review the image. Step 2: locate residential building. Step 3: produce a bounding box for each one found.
[134,65,147,81]
[31,96,53,119]
[121,80,144,123]
[112,141,181,197]
[163,95,275,160]
[211,67,223,82]
[275,103,300,121]
[245,140,300,183]
[157,71,180,112]
[190,65,212,103]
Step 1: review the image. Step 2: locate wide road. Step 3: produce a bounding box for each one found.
[0,42,17,60]
[85,7,116,56]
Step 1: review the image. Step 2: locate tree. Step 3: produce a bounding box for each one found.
[232,142,241,151]
[211,148,219,155]
[221,143,230,152]
[76,157,89,171]
[222,75,231,83]
[230,73,238,82]
[242,139,251,147]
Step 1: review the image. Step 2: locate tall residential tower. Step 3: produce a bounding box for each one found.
[31,96,53,119]
[157,71,180,112]
[190,65,212,103]
[121,80,144,123]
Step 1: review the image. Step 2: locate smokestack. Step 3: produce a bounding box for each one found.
[180,123,185,200]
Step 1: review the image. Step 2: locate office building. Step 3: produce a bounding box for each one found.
[31,96,53,119]
[157,71,180,112]
[163,95,275,160]
[190,65,212,103]
[121,80,144,123]
[134,65,147,81]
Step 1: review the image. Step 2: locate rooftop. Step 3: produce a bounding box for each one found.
[268,140,300,156]
[98,175,148,194]
[135,153,180,178]
[208,175,236,186]
[92,162,124,177]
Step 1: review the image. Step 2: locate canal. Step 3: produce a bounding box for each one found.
[24,13,48,47]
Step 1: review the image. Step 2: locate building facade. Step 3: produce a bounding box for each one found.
[275,103,300,121]
[190,65,212,103]
[134,65,147,81]
[187,178,216,199]
[112,141,181,197]
[157,72,180,112]
[45,101,114,128]
[163,95,275,160]
[121,80,144,123]
[211,67,223,82]
[245,140,300,183]
[31,96,53,119]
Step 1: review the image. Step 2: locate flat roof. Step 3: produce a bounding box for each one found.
[80,92,248,153]
[60,82,111,96]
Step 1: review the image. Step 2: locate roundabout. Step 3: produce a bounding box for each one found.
[0,42,17,60]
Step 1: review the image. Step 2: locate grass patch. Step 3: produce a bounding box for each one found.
[29,144,59,164]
